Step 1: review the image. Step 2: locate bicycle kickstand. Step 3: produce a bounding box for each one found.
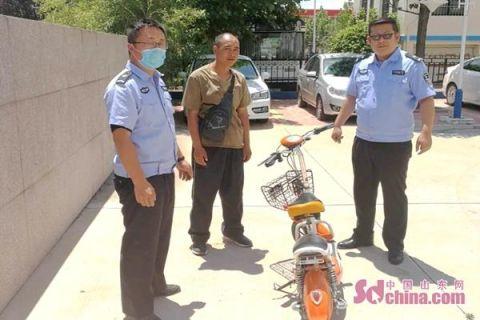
[274,279,295,292]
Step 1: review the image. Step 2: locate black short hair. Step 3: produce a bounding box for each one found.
[127,18,166,43]
[214,33,238,46]
[368,17,399,35]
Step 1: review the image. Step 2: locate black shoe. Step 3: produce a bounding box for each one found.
[190,243,207,256]
[223,234,253,247]
[388,251,404,265]
[337,235,373,249]
[153,284,181,297]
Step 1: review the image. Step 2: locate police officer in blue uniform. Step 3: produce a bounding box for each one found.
[331,18,435,265]
[104,19,192,320]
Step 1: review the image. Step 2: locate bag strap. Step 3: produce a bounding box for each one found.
[227,72,235,93]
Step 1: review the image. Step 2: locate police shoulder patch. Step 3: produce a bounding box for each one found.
[405,53,423,63]
[358,69,369,75]
[115,70,132,86]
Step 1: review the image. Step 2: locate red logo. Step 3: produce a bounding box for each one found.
[310,290,324,305]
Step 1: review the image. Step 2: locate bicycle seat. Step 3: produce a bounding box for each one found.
[281,135,304,149]
[287,192,325,219]
[293,233,330,257]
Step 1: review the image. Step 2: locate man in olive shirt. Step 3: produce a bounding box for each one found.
[183,33,252,256]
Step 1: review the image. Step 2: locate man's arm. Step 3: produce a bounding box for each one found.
[416,97,435,154]
[112,128,156,207]
[238,107,251,162]
[331,95,356,143]
[187,109,208,166]
[175,142,193,180]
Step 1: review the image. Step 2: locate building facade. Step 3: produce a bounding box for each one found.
[353,0,480,57]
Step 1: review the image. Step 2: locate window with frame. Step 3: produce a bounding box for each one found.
[432,0,465,16]
[464,59,480,72]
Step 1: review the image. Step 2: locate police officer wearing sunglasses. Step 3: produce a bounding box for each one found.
[331,18,435,265]
[104,18,193,320]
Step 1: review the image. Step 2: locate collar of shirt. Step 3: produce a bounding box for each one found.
[371,47,401,67]
[126,60,163,82]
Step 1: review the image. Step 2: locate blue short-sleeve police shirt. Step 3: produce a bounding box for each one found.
[104,61,177,178]
[346,48,435,142]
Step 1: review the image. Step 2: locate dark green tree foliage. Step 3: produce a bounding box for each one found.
[328,21,372,54]
[191,0,301,40]
[327,9,379,54]
[0,0,39,19]
[305,9,335,53]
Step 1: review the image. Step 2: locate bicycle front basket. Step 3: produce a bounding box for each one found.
[261,170,314,210]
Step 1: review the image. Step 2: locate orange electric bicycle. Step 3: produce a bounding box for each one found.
[259,124,347,320]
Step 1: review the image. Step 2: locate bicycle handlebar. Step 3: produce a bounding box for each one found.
[304,123,335,138]
[258,124,334,167]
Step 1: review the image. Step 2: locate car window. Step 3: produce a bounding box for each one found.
[323,57,362,77]
[192,58,259,79]
[311,57,320,74]
[465,59,480,72]
[304,56,316,71]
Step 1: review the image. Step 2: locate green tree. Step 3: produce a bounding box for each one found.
[191,0,301,40]
[328,20,371,54]
[327,9,378,54]
[335,9,355,31]
[305,8,335,53]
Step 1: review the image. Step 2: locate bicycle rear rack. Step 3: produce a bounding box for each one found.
[270,259,296,291]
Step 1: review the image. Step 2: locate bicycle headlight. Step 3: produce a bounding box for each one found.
[251,90,270,100]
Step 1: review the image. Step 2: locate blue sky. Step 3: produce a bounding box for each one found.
[300,0,346,10]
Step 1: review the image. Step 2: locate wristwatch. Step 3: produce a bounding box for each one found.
[177,156,185,163]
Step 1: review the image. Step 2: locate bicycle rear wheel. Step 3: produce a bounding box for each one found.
[302,268,333,320]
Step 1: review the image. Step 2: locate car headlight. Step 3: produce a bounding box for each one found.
[251,90,270,100]
[328,87,346,97]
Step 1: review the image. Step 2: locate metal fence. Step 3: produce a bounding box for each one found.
[250,55,465,89]
[424,55,470,84]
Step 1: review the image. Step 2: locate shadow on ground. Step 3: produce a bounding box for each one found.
[346,246,456,285]
[198,243,268,275]
[155,299,206,320]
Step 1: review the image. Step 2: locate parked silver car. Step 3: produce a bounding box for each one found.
[297,53,364,120]
[442,56,480,106]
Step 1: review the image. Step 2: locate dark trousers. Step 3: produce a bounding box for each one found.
[114,174,175,318]
[352,137,412,252]
[189,147,244,244]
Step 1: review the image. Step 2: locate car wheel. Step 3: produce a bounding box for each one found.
[298,88,307,108]
[446,83,457,106]
[316,95,329,121]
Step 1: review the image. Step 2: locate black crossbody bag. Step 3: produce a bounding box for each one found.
[199,75,236,142]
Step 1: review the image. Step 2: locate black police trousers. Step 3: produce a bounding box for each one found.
[114,173,174,318]
[189,147,244,244]
[352,137,412,252]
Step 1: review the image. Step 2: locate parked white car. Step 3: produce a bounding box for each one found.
[297,53,364,120]
[442,56,480,106]
[184,54,271,122]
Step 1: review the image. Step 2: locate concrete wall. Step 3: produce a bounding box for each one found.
[0,15,127,312]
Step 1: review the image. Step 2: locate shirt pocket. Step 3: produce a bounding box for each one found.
[389,75,409,86]
[139,93,162,126]
[355,75,376,109]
